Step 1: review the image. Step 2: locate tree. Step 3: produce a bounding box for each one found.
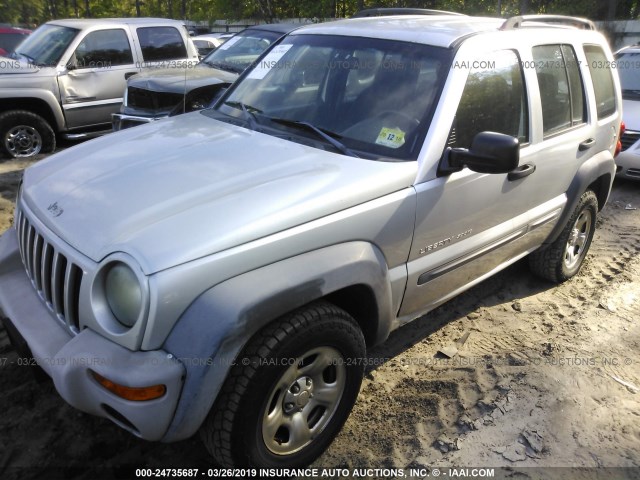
[2,0,638,27]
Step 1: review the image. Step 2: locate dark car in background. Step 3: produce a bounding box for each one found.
[0,26,30,56]
[113,23,300,130]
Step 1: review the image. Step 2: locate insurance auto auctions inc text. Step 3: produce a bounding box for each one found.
[252,467,494,478]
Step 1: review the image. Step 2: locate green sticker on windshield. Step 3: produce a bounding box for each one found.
[375,127,406,149]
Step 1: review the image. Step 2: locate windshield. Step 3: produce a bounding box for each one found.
[15,24,79,66]
[209,34,450,160]
[616,52,640,92]
[201,29,284,73]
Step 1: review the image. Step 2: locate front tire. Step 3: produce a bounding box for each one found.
[200,301,366,468]
[529,190,598,283]
[0,110,56,158]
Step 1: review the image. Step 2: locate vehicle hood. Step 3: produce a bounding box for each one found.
[22,113,417,274]
[127,65,237,94]
[623,98,640,131]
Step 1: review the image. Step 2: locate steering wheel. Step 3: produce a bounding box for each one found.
[372,110,421,128]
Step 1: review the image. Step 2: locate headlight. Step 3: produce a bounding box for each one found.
[105,262,143,327]
[123,87,128,107]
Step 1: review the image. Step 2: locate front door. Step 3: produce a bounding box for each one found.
[58,28,139,129]
[400,48,558,319]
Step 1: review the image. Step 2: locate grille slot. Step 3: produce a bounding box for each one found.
[127,87,184,112]
[15,207,83,332]
[620,130,640,152]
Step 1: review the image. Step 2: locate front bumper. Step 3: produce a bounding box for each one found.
[112,113,166,131]
[0,228,185,441]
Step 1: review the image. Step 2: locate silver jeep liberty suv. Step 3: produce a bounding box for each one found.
[0,12,621,468]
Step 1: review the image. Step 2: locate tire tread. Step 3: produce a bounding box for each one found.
[529,190,598,283]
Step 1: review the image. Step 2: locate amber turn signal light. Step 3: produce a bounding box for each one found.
[91,370,166,401]
[615,121,626,157]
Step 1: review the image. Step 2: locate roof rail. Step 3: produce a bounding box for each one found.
[501,15,596,31]
[353,8,464,18]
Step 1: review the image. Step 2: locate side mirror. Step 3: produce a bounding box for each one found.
[440,131,520,175]
[66,53,78,71]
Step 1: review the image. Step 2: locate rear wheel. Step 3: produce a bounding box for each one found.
[200,301,365,467]
[0,110,56,158]
[529,190,598,283]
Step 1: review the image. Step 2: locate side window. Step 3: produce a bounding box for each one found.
[450,50,528,149]
[584,45,617,119]
[74,29,133,68]
[137,27,187,62]
[532,44,585,136]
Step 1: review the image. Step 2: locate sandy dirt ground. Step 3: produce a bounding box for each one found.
[0,152,639,480]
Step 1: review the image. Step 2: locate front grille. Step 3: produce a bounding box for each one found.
[627,168,640,178]
[620,130,640,152]
[127,87,184,112]
[15,207,83,332]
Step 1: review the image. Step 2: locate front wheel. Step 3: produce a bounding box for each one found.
[529,190,598,283]
[200,301,366,468]
[0,110,56,158]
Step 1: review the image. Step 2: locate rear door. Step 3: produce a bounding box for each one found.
[582,44,621,159]
[134,25,194,69]
[525,43,595,195]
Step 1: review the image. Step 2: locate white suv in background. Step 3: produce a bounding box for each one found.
[615,44,640,180]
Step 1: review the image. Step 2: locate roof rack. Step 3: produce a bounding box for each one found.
[352,8,464,18]
[501,15,596,31]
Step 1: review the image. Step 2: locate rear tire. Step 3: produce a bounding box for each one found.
[0,110,56,158]
[529,190,598,283]
[200,301,365,468]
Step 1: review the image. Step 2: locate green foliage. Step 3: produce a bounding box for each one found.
[1,0,637,27]
[0,0,44,26]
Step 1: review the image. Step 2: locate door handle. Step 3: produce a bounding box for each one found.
[508,163,536,181]
[579,138,596,151]
[125,71,138,79]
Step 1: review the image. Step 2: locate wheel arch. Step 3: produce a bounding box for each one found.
[543,151,615,245]
[0,96,64,132]
[324,284,380,347]
[587,172,612,211]
[160,241,394,442]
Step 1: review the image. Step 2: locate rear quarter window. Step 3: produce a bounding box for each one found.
[584,44,617,119]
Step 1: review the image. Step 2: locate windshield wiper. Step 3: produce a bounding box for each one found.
[269,118,359,158]
[14,52,35,63]
[206,61,243,74]
[224,101,261,130]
